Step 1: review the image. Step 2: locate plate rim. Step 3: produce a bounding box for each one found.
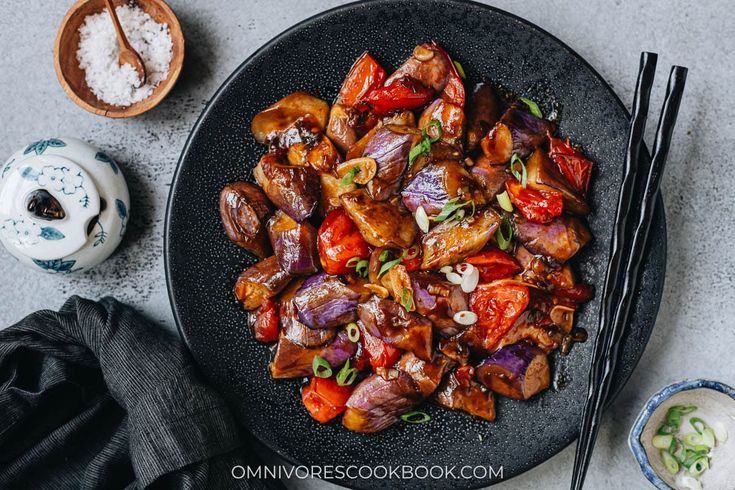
[164,0,668,486]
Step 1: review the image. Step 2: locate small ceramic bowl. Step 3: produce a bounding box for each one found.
[53,0,184,118]
[629,379,735,489]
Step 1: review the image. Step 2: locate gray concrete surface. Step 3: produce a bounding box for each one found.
[1,1,733,488]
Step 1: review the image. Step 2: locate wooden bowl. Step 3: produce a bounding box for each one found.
[54,0,184,118]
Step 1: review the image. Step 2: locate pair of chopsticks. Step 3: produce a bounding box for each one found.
[570,52,688,489]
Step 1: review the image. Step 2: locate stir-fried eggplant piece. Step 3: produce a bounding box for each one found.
[411,272,468,337]
[233,256,292,310]
[326,104,358,153]
[280,281,336,347]
[402,161,480,216]
[251,92,329,144]
[481,104,557,162]
[267,210,320,275]
[342,369,422,432]
[439,336,471,364]
[512,215,591,263]
[357,296,433,361]
[340,189,417,248]
[476,341,551,400]
[254,154,320,222]
[293,273,359,329]
[397,352,456,397]
[268,116,342,173]
[525,149,590,215]
[496,310,563,353]
[219,181,274,257]
[466,82,502,152]
[420,207,501,269]
[418,99,465,148]
[363,126,416,200]
[270,330,356,379]
[471,158,510,200]
[434,370,496,421]
[385,43,453,93]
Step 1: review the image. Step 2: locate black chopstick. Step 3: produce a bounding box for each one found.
[570,56,688,489]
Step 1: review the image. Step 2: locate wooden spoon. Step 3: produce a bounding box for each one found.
[103,0,146,87]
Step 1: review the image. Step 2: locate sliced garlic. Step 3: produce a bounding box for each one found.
[446,272,462,284]
[456,262,475,276]
[461,267,480,293]
[453,310,478,325]
[415,205,430,233]
[440,265,453,274]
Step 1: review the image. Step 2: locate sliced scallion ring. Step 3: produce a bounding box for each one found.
[701,427,716,448]
[689,417,707,434]
[661,450,679,475]
[496,191,513,212]
[496,217,513,251]
[311,355,332,378]
[378,257,403,277]
[424,119,443,143]
[354,259,369,277]
[688,457,709,476]
[652,434,673,449]
[519,96,543,118]
[345,256,361,268]
[453,60,466,79]
[336,359,358,386]
[401,287,415,312]
[682,432,703,447]
[346,322,360,343]
[510,154,528,187]
[378,249,391,262]
[401,411,431,424]
[340,166,360,187]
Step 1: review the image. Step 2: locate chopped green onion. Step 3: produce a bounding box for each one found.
[401,287,415,312]
[336,359,358,386]
[652,434,673,449]
[345,256,361,268]
[519,96,543,118]
[379,249,391,262]
[690,417,706,434]
[688,457,709,476]
[701,427,716,448]
[509,154,528,187]
[401,411,431,424]
[340,166,360,187]
[496,191,513,212]
[661,450,679,475]
[496,217,513,251]
[434,197,473,222]
[453,60,466,79]
[355,260,369,277]
[682,432,703,447]
[346,322,360,343]
[424,119,443,143]
[311,355,332,378]
[378,257,403,277]
[408,138,431,164]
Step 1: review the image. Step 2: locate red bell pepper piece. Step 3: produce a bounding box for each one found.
[505,180,564,224]
[466,249,522,282]
[469,283,530,352]
[435,45,465,108]
[548,136,593,196]
[317,208,371,275]
[359,76,434,116]
[359,323,401,370]
[335,51,387,107]
[301,377,354,423]
[251,298,279,343]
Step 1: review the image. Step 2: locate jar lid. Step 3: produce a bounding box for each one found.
[0,154,100,260]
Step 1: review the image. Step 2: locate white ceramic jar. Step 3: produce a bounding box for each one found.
[0,137,130,273]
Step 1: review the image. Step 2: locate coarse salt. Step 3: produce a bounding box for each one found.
[76,5,173,107]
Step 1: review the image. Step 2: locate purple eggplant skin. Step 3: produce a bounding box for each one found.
[293,273,359,329]
[401,161,480,216]
[233,256,292,311]
[326,104,358,153]
[501,104,557,159]
[476,341,551,400]
[253,154,320,222]
[466,82,502,152]
[420,207,501,270]
[471,161,510,200]
[434,371,496,421]
[280,280,335,348]
[512,215,591,263]
[267,210,320,275]
[270,330,356,379]
[364,126,416,201]
[358,296,433,361]
[342,369,422,433]
[219,182,274,258]
[410,272,468,337]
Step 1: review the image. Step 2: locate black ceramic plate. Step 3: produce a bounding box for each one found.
[165,1,666,488]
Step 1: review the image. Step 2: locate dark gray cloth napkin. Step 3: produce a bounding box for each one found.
[0,296,274,489]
